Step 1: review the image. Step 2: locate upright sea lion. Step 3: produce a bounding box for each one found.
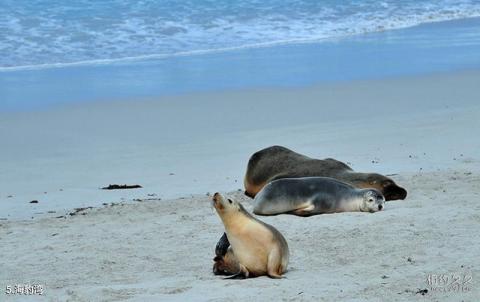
[212,193,289,278]
[253,177,385,216]
[244,145,407,201]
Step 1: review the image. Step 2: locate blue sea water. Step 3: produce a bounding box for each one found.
[2,0,480,69]
[1,1,480,111]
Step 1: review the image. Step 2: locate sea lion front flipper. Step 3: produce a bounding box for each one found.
[215,232,230,256]
[289,202,316,217]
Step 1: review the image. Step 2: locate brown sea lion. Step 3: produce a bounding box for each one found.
[244,145,407,201]
[212,193,289,279]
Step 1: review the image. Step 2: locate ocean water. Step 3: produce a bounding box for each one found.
[1,0,480,70]
[1,2,480,111]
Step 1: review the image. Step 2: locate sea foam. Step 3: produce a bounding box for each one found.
[1,0,480,70]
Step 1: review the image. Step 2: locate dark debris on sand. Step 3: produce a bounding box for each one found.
[68,207,93,216]
[101,184,142,190]
[416,289,428,296]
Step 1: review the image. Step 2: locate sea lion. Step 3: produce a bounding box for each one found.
[244,145,407,201]
[213,246,240,276]
[253,177,385,216]
[212,193,289,278]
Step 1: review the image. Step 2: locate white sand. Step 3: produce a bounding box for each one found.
[1,71,479,301]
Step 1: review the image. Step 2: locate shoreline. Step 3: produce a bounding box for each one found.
[2,16,480,73]
[2,17,480,112]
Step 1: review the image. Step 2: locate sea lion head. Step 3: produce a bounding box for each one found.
[212,192,242,214]
[212,255,231,275]
[359,174,407,201]
[360,189,385,213]
[212,248,240,276]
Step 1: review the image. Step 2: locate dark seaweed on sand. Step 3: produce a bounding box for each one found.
[101,184,142,190]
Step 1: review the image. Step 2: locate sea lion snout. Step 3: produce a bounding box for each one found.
[212,193,239,213]
[378,204,383,211]
[384,185,407,201]
[212,192,224,210]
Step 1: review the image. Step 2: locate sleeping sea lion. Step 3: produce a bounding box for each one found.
[253,177,385,216]
[244,145,407,201]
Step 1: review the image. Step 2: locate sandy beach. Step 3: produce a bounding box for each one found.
[1,69,479,301]
[1,169,479,302]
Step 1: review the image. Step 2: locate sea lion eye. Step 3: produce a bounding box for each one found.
[228,199,233,204]
[368,198,374,202]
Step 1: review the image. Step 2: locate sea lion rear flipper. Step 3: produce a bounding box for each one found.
[223,272,246,280]
[215,232,230,256]
[223,264,249,279]
[267,248,285,278]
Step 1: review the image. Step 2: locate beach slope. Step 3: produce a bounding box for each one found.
[1,71,479,301]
